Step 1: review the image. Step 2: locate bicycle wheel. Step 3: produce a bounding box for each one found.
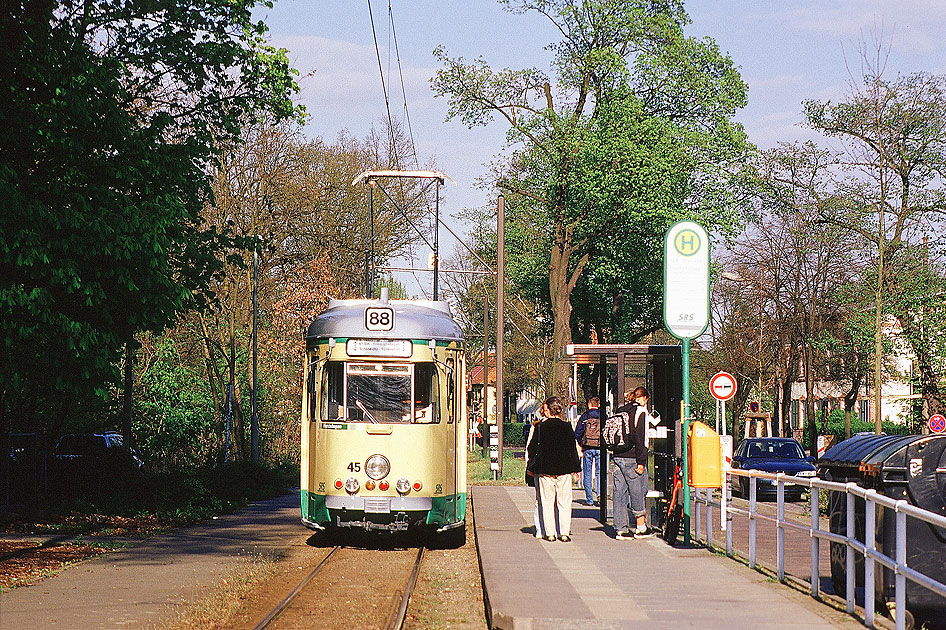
[663,502,682,544]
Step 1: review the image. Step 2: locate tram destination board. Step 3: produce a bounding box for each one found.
[346,339,412,358]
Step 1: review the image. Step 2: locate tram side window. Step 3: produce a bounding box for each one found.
[307,363,317,422]
[413,363,440,424]
[321,362,344,420]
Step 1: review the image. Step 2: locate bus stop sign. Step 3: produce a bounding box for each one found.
[663,221,710,340]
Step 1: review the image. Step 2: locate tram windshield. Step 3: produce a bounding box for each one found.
[322,361,441,424]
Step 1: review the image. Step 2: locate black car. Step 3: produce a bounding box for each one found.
[731,437,816,500]
[54,432,144,495]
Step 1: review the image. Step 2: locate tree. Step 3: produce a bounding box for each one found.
[0,0,301,435]
[432,0,749,394]
[200,118,433,460]
[803,55,946,432]
[751,146,863,448]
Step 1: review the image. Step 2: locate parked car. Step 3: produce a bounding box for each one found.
[730,437,816,501]
[53,432,144,496]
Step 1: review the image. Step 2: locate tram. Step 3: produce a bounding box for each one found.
[300,287,467,545]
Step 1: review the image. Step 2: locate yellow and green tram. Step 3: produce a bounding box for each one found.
[300,288,467,545]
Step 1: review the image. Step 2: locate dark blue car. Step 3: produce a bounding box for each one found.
[731,437,816,501]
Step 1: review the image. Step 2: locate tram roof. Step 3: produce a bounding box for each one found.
[306,298,464,342]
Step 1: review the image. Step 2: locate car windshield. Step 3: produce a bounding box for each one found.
[56,435,105,456]
[746,440,804,459]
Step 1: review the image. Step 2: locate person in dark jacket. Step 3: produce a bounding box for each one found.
[574,397,600,505]
[527,395,581,542]
[611,386,658,539]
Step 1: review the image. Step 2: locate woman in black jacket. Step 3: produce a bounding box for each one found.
[527,395,581,542]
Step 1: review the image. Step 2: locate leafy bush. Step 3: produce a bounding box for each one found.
[32,461,298,535]
[798,408,912,451]
[473,422,532,448]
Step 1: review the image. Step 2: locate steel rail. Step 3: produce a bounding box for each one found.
[384,547,425,630]
[252,545,340,630]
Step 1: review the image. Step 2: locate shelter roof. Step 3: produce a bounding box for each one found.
[556,344,682,365]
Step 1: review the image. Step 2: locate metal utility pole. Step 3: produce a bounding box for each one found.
[366,180,376,298]
[122,341,135,448]
[251,238,259,463]
[433,178,440,300]
[598,355,608,524]
[482,293,489,460]
[495,196,505,478]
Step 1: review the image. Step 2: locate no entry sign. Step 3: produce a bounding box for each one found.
[709,371,737,402]
[930,414,946,434]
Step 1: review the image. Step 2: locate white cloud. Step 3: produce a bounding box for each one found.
[773,1,946,58]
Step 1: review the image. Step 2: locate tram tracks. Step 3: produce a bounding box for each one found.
[252,545,425,630]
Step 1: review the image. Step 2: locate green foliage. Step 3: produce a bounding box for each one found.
[434,0,751,375]
[797,409,912,452]
[36,462,297,535]
[567,94,691,341]
[504,422,530,447]
[134,337,219,471]
[0,1,301,433]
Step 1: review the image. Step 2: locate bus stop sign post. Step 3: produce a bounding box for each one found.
[710,371,737,437]
[663,221,710,545]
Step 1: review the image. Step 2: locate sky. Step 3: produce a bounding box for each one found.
[255,1,946,297]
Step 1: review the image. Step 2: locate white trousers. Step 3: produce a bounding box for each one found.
[537,474,573,536]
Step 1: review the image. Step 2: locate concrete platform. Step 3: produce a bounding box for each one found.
[472,485,864,630]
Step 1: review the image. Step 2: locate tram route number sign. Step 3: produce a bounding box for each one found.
[930,414,946,434]
[365,306,394,331]
[709,371,737,402]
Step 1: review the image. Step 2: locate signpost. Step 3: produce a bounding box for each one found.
[709,371,737,401]
[708,371,736,532]
[930,414,946,434]
[709,371,737,438]
[663,221,710,545]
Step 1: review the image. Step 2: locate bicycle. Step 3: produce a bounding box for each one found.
[662,457,683,544]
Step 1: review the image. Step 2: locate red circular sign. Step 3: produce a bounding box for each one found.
[709,371,738,401]
[929,414,946,434]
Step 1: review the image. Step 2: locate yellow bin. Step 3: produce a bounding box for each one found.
[687,421,722,488]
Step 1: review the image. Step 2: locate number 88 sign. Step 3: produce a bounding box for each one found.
[365,306,395,331]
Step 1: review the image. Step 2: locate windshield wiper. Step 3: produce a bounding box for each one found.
[355,399,379,424]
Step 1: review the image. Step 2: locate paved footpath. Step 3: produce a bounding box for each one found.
[473,485,866,630]
[0,493,306,629]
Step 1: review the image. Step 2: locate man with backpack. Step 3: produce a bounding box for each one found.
[610,387,659,540]
[573,397,600,506]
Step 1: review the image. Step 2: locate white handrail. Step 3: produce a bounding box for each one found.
[687,468,946,630]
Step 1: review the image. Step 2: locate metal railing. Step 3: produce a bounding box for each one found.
[689,469,946,630]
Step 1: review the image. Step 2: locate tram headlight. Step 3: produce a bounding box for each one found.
[395,477,411,495]
[344,476,360,494]
[365,454,390,480]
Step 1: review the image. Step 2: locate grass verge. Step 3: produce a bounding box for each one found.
[153,552,280,630]
[467,448,527,485]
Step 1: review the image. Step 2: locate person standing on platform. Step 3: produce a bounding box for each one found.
[611,386,659,540]
[524,415,546,538]
[527,396,582,542]
[574,396,600,506]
